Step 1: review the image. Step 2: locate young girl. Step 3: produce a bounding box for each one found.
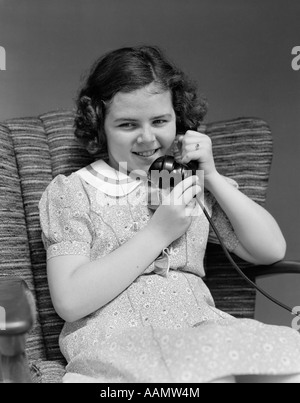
[39,46,300,383]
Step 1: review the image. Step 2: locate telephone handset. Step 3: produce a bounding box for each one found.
[148,155,198,183]
[148,155,298,318]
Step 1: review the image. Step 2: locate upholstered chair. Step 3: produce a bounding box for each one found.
[0,111,299,382]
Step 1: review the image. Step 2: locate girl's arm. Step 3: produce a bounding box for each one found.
[178,131,287,265]
[205,171,286,265]
[47,223,168,323]
[47,175,201,323]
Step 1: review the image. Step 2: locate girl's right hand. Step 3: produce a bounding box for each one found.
[148,175,202,246]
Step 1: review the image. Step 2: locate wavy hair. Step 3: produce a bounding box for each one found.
[74,46,208,156]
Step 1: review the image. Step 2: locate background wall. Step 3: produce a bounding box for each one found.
[0,0,299,326]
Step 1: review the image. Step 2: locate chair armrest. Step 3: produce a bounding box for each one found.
[30,360,66,383]
[0,277,34,335]
[242,260,300,279]
[0,277,35,382]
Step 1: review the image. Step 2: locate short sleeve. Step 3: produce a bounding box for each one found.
[39,173,93,260]
[207,176,240,252]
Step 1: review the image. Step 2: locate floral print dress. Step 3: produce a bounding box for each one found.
[39,159,300,383]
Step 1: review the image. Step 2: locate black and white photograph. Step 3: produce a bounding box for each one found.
[0,0,300,386]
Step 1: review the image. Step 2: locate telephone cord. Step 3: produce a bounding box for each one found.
[196,197,300,318]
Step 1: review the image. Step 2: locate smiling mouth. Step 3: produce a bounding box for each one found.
[132,149,160,158]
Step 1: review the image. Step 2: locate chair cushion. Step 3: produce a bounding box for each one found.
[0,123,46,362]
[3,111,94,362]
[199,118,272,205]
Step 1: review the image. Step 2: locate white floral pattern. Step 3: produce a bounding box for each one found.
[38,169,300,383]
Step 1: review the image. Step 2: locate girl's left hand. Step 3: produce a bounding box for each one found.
[175,130,217,178]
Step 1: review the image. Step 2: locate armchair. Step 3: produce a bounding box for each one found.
[0,111,299,383]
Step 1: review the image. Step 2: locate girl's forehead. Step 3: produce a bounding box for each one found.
[107,85,174,118]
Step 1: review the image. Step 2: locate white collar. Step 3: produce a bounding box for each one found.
[76,160,144,196]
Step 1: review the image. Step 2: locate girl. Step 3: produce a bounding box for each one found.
[39,46,300,383]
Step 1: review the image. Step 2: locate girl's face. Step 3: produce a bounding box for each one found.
[104,83,176,173]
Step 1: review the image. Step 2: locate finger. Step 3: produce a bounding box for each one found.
[171,175,200,200]
[182,137,211,152]
[181,150,208,164]
[185,200,198,217]
[184,138,210,150]
[177,130,205,137]
[175,135,185,143]
[182,140,211,152]
[180,138,211,158]
[176,131,208,145]
[179,184,202,206]
[180,131,207,144]
[181,146,213,164]
[185,130,206,137]
[186,198,197,211]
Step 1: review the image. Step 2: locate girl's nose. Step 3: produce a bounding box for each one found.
[137,125,156,143]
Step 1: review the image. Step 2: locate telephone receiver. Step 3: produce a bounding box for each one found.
[147,155,298,318]
[148,155,198,185]
[147,155,199,211]
[148,131,199,186]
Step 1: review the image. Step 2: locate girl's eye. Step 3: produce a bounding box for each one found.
[153,120,167,125]
[118,123,136,129]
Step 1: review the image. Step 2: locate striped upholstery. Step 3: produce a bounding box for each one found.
[198,119,273,318]
[0,122,46,362]
[30,360,67,383]
[2,111,94,364]
[0,111,273,381]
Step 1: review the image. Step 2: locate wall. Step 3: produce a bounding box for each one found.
[0,0,299,326]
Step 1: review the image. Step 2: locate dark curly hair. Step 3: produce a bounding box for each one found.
[74,45,208,156]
